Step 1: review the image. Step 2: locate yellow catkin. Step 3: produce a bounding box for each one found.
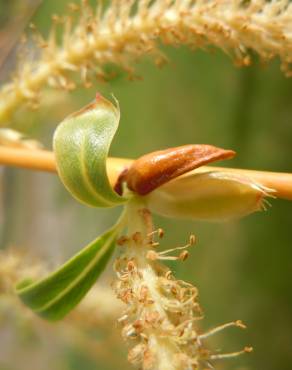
[0,0,292,122]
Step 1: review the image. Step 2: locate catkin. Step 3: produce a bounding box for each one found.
[0,0,291,123]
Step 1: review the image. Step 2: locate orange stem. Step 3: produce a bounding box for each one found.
[1,146,292,201]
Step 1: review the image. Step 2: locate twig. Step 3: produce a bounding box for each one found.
[1,146,292,200]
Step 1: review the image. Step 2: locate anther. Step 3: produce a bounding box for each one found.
[117,235,129,246]
[132,320,143,333]
[139,286,149,302]
[189,234,196,245]
[127,260,136,272]
[146,249,190,261]
[234,320,247,329]
[165,270,172,279]
[132,232,143,244]
[146,250,158,261]
[179,251,189,261]
[147,228,164,239]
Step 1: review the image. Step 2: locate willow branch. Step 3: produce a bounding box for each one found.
[1,146,292,201]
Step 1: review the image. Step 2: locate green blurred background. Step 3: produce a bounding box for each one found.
[0,1,292,370]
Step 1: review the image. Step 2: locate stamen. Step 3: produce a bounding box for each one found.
[210,346,253,360]
[147,228,164,239]
[146,250,189,261]
[199,320,246,340]
[147,235,195,260]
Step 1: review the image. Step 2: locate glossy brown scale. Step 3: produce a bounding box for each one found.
[115,144,236,196]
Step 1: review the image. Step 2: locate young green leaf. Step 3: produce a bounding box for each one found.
[16,226,118,321]
[53,93,128,207]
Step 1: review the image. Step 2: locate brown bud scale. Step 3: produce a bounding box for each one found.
[116,144,235,195]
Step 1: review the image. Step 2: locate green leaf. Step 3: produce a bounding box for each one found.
[16,226,118,321]
[53,93,127,207]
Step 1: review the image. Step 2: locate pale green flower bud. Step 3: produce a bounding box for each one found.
[146,171,275,221]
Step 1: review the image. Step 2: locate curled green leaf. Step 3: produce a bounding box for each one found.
[16,226,119,321]
[53,93,127,207]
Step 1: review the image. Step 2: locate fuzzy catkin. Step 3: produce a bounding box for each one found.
[113,200,250,370]
[0,0,292,123]
[114,206,205,369]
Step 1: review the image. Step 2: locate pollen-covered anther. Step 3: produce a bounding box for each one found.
[144,311,162,328]
[146,250,159,261]
[127,259,136,272]
[132,319,144,334]
[117,235,130,246]
[132,231,143,245]
[189,234,196,245]
[165,270,172,279]
[117,288,133,304]
[138,285,153,304]
[179,250,189,261]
